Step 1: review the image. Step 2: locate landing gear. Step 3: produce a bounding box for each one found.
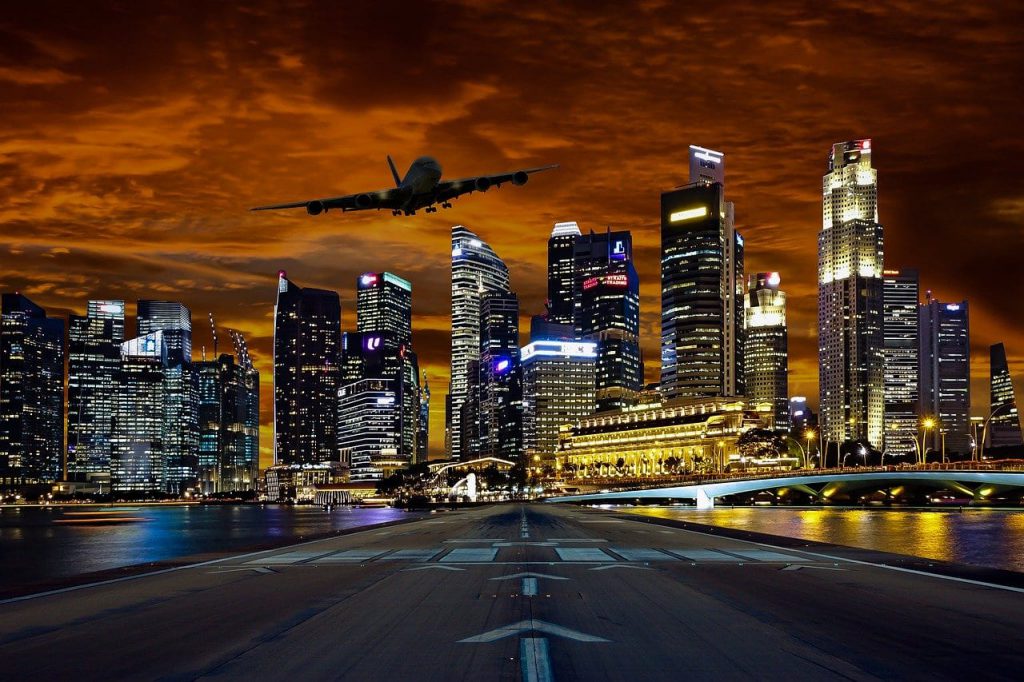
[392,210,401,216]
[426,206,438,213]
[442,201,452,209]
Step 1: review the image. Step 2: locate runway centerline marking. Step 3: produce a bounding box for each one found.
[521,637,553,682]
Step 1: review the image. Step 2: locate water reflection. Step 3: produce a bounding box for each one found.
[0,505,420,587]
[625,506,1024,573]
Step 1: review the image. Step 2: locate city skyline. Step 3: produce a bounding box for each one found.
[3,4,1023,464]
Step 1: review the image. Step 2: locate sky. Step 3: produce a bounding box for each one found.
[2,1,1023,466]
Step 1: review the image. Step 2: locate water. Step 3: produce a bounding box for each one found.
[624,506,1024,573]
[0,504,421,588]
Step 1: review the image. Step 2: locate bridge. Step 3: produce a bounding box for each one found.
[549,464,1024,508]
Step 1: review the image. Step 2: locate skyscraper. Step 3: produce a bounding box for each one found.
[661,145,744,401]
[919,295,971,454]
[743,272,788,429]
[882,269,920,455]
[575,230,643,411]
[67,300,125,481]
[0,294,64,484]
[338,377,403,481]
[547,221,580,325]
[112,331,167,493]
[449,226,510,459]
[274,272,342,464]
[477,290,522,460]
[137,300,198,494]
[521,340,596,459]
[354,272,419,458]
[417,374,430,463]
[196,349,260,494]
[988,343,1022,449]
[818,139,884,447]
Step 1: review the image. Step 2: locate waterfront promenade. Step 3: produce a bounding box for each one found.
[2,504,1023,680]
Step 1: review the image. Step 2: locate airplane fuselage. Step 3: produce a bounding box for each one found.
[400,156,443,209]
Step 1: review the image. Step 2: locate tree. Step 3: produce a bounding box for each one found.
[737,429,786,460]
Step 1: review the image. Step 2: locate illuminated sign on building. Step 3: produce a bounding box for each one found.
[611,239,627,260]
[669,206,708,223]
[521,340,598,363]
[364,335,382,351]
[376,396,395,405]
[493,357,512,375]
[767,272,781,287]
[98,303,124,314]
[582,274,629,291]
[945,304,961,312]
[359,273,379,288]
[689,146,723,165]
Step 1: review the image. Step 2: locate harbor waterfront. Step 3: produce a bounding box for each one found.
[624,506,1024,573]
[0,504,421,590]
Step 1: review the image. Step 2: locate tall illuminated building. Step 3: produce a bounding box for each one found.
[547,221,580,325]
[67,300,125,480]
[818,139,884,446]
[521,340,596,459]
[273,272,341,464]
[743,272,788,428]
[661,145,744,401]
[196,348,259,494]
[112,331,167,493]
[338,377,403,481]
[449,226,510,459]
[417,374,430,462]
[882,269,920,455]
[919,294,970,454]
[137,300,198,494]
[477,290,522,460]
[988,343,1022,449]
[0,294,64,484]
[354,271,419,459]
[575,230,643,411]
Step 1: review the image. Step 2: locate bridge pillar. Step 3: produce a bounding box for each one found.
[695,487,714,510]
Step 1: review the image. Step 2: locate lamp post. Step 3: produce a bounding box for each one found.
[785,436,807,470]
[804,429,817,469]
[919,417,936,466]
[717,440,726,474]
[979,403,1014,461]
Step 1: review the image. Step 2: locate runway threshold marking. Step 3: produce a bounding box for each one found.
[554,547,614,562]
[489,573,569,582]
[521,637,553,682]
[441,548,500,563]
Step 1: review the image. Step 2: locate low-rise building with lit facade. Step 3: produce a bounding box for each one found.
[557,397,766,478]
[521,340,597,460]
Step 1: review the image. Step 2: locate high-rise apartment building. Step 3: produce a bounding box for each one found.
[547,221,581,325]
[521,340,596,459]
[273,272,341,464]
[919,295,971,454]
[67,300,125,481]
[988,343,1022,449]
[477,290,522,460]
[137,300,197,494]
[417,374,430,463]
[882,269,920,455]
[574,230,643,411]
[743,272,788,428]
[818,139,884,446]
[112,331,167,493]
[449,226,510,459]
[661,146,744,401]
[197,350,260,494]
[338,377,403,481]
[0,294,65,484]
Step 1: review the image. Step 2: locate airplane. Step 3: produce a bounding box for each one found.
[250,155,558,216]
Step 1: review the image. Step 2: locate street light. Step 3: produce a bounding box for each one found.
[804,429,816,469]
[979,403,1014,461]
[919,417,937,465]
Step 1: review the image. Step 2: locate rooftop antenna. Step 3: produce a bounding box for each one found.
[209,312,218,357]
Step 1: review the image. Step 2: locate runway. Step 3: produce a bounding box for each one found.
[1,503,1022,680]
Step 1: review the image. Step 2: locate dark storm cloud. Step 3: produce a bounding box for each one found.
[2,0,1023,462]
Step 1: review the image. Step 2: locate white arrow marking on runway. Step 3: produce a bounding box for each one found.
[489,572,569,582]
[208,567,276,575]
[459,619,609,643]
[403,565,465,572]
[588,564,652,572]
[781,564,847,572]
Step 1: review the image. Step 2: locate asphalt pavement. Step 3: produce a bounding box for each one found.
[1,503,1022,681]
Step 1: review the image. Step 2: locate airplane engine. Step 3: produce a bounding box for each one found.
[474,177,491,192]
[511,171,529,186]
[306,201,325,215]
[354,193,374,209]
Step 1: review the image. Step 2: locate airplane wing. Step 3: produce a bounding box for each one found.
[250,186,408,213]
[434,164,558,203]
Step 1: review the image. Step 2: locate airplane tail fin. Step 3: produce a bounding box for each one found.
[387,155,402,187]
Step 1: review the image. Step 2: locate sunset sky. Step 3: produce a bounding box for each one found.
[2,2,1023,465]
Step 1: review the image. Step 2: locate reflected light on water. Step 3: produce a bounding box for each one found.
[625,506,1024,573]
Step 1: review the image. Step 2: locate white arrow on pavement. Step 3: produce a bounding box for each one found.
[459,619,609,643]
[403,565,465,572]
[781,564,847,572]
[208,567,276,575]
[588,564,652,572]
[489,572,569,582]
